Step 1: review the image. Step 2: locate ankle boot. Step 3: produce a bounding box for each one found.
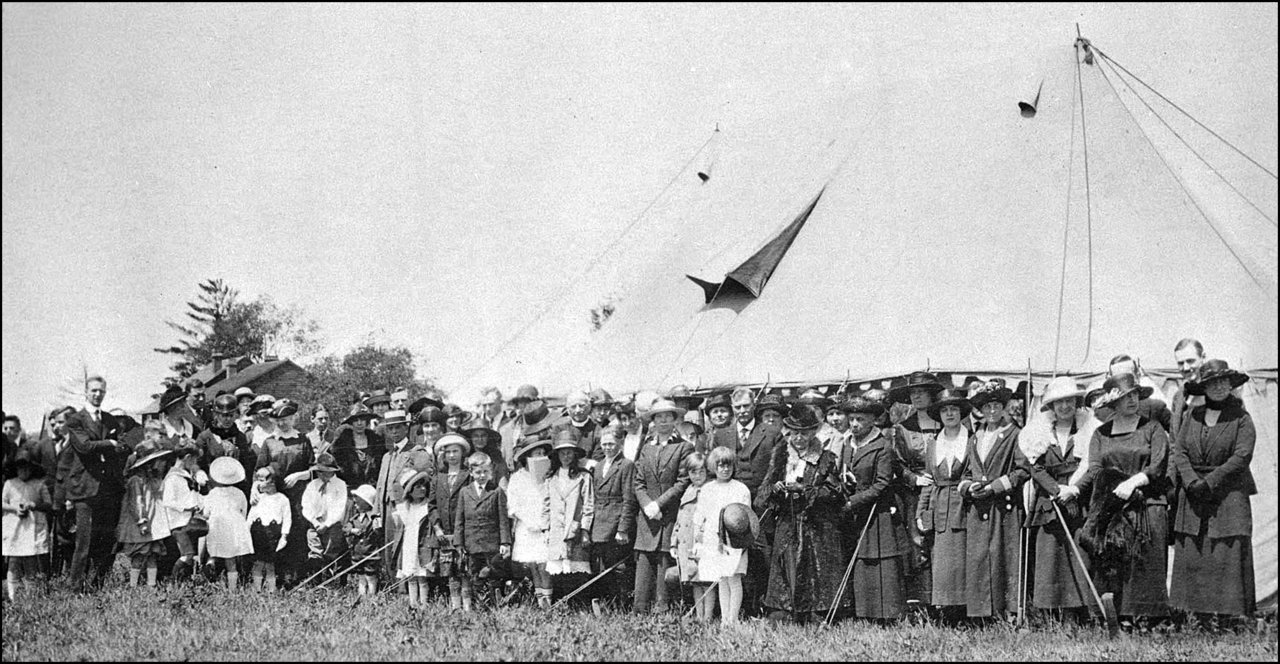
[536,588,553,609]
[450,592,463,611]
[461,586,474,612]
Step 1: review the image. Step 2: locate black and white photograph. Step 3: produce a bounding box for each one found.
[2,3,1276,660]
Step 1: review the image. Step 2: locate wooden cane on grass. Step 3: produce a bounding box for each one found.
[1050,500,1118,638]
[682,580,721,619]
[822,503,877,626]
[552,558,629,610]
[312,540,398,591]
[289,552,350,592]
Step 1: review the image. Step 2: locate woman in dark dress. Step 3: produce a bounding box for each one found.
[330,404,385,488]
[460,423,509,489]
[758,404,848,623]
[889,371,946,604]
[255,399,315,585]
[1076,373,1171,621]
[1169,360,1256,619]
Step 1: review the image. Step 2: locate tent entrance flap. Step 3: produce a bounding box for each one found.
[686,187,826,306]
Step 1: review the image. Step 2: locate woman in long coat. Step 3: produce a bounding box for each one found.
[916,389,973,618]
[959,385,1029,619]
[841,397,909,621]
[545,430,594,575]
[632,399,694,614]
[1021,377,1097,616]
[1169,360,1256,618]
[330,405,385,489]
[758,404,848,622]
[1076,373,1171,619]
[255,399,315,584]
[889,371,947,602]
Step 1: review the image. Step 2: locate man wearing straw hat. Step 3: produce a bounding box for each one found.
[374,409,431,577]
[301,452,349,579]
[632,398,694,614]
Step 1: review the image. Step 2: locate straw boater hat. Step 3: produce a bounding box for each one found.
[351,484,377,510]
[888,371,946,404]
[343,403,376,426]
[781,402,822,431]
[925,388,973,420]
[754,394,788,419]
[128,440,175,473]
[380,409,409,428]
[309,452,341,474]
[1039,377,1087,412]
[1092,373,1154,408]
[210,456,245,485]
[1185,359,1249,396]
[643,398,687,422]
[433,432,472,456]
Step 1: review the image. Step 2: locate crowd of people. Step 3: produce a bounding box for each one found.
[0,337,1261,629]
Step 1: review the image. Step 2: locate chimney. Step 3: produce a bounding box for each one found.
[263,354,279,363]
[212,353,225,373]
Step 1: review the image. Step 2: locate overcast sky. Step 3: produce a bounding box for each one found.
[3,3,1276,426]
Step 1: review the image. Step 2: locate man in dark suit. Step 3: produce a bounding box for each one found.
[61,375,134,590]
[1170,337,1206,437]
[24,406,76,575]
[711,386,782,618]
[632,399,694,614]
[590,426,637,603]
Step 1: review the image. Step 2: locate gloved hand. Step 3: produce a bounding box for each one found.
[1112,473,1147,501]
[1187,479,1211,501]
[643,502,662,520]
[1055,485,1080,503]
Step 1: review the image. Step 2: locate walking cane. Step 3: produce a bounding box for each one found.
[290,550,349,592]
[1050,500,1118,638]
[313,540,398,591]
[682,580,720,619]
[552,558,628,609]
[379,574,411,596]
[823,502,876,626]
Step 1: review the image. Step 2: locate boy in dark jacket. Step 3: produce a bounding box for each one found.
[454,452,512,611]
[591,422,638,604]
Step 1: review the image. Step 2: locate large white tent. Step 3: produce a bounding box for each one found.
[452,34,1277,609]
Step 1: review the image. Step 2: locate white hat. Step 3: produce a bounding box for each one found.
[1040,377,1087,411]
[351,484,377,509]
[210,456,245,485]
[433,432,472,455]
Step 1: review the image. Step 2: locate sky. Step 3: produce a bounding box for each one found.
[3,3,1277,426]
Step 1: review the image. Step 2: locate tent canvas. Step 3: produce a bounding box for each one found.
[452,37,1277,609]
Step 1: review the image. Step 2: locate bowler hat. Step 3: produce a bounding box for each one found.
[212,394,239,415]
[1185,359,1249,396]
[888,371,946,404]
[925,388,973,420]
[210,456,245,485]
[781,403,822,431]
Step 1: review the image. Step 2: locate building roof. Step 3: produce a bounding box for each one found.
[141,358,310,414]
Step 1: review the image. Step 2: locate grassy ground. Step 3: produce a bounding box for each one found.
[2,578,1275,661]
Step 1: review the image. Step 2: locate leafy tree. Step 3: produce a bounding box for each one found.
[296,344,441,418]
[154,279,323,381]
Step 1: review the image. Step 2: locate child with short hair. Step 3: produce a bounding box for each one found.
[247,466,291,591]
[671,452,709,619]
[2,450,52,601]
[204,457,254,590]
[343,484,382,595]
[427,434,471,610]
[454,452,512,610]
[693,446,752,624]
[116,436,174,587]
[393,471,433,609]
[163,442,207,581]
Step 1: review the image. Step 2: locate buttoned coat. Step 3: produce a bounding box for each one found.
[62,408,131,502]
[844,430,907,559]
[454,479,512,555]
[710,422,780,499]
[1170,397,1256,539]
[632,432,693,552]
[591,455,637,543]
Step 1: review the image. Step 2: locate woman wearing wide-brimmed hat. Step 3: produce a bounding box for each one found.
[888,371,947,604]
[330,404,386,488]
[461,422,509,489]
[1075,372,1171,620]
[1019,377,1097,617]
[958,382,1030,619]
[545,428,594,577]
[631,398,696,615]
[1169,360,1256,619]
[916,389,974,618]
[759,404,848,622]
[255,399,315,585]
[840,396,909,622]
[507,433,555,607]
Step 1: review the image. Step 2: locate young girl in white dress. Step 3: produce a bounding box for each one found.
[2,451,51,601]
[507,437,553,607]
[692,447,752,624]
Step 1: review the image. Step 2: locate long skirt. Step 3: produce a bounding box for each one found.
[852,556,906,619]
[930,528,966,606]
[1109,504,1169,617]
[964,505,1022,617]
[1171,534,1254,617]
[1032,521,1090,609]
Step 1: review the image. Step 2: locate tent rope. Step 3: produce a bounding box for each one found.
[1100,54,1276,229]
[449,128,720,393]
[1074,36,1096,366]
[1094,56,1266,289]
[1094,48,1279,181]
[1052,47,1082,377]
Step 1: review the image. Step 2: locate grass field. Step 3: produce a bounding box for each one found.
[2,578,1275,661]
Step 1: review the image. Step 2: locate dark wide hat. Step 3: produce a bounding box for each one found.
[720,502,761,550]
[1186,359,1249,396]
[269,398,299,419]
[129,440,175,473]
[704,392,733,413]
[12,448,45,478]
[343,403,377,426]
[510,384,540,405]
[514,436,552,462]
[781,402,822,431]
[520,400,555,438]
[158,385,187,413]
[754,394,789,419]
[1095,372,1154,407]
[416,405,448,428]
[461,423,501,448]
[840,395,887,417]
[309,452,341,473]
[408,395,445,417]
[888,371,946,404]
[968,384,1014,410]
[364,389,391,407]
[925,388,973,420]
